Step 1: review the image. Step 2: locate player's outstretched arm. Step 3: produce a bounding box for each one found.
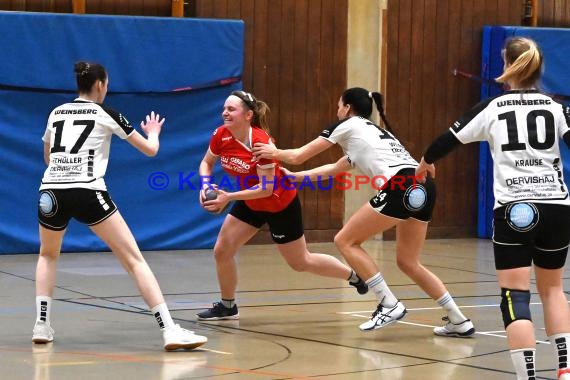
[253,137,332,165]
[283,155,352,182]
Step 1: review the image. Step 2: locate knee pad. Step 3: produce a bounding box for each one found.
[500,288,532,329]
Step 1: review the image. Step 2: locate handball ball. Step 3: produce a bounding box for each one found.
[204,188,218,201]
[204,188,229,214]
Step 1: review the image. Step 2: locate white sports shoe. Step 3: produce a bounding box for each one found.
[32,321,54,343]
[433,316,475,338]
[359,301,407,331]
[163,324,207,351]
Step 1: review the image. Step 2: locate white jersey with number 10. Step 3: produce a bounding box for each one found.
[450,89,570,208]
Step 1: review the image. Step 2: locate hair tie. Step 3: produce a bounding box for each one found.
[368,91,373,98]
[80,63,90,76]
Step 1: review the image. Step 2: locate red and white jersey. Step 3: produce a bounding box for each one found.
[320,116,418,188]
[208,125,296,212]
[451,90,570,208]
[40,98,134,191]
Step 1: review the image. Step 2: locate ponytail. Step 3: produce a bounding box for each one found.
[341,87,395,134]
[495,37,542,88]
[370,92,394,133]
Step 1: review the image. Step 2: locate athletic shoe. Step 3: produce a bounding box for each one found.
[196,302,239,320]
[559,368,570,380]
[162,324,207,351]
[433,316,476,338]
[32,321,54,343]
[349,275,369,295]
[359,301,407,331]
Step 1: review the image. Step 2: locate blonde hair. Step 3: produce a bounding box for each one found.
[495,37,542,88]
[231,90,271,133]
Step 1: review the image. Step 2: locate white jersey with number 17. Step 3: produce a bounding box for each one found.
[450,89,570,208]
[40,98,135,191]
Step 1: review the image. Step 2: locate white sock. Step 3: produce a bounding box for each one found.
[36,296,52,324]
[151,303,175,330]
[436,292,467,324]
[549,332,570,371]
[347,270,359,283]
[366,273,398,307]
[510,348,536,380]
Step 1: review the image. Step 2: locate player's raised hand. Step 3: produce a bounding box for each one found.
[141,111,165,136]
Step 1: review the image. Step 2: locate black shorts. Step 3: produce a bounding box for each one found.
[493,203,570,270]
[368,168,436,222]
[229,195,304,244]
[38,188,117,231]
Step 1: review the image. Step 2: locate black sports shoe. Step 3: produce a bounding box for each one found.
[349,275,369,295]
[196,302,239,320]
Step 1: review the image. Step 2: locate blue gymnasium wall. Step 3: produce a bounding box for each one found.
[0,12,244,253]
[478,26,570,237]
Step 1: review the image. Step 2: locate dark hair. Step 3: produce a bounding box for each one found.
[74,61,107,93]
[341,87,394,133]
[231,90,271,133]
[495,37,542,88]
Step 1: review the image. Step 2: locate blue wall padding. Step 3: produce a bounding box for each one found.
[0,12,244,253]
[0,12,243,92]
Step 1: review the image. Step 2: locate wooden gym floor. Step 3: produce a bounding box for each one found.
[0,238,567,379]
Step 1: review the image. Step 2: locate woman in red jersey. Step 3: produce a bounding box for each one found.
[196,90,367,320]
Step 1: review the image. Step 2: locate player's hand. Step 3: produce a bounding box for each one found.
[203,188,230,214]
[281,166,293,177]
[415,157,436,183]
[280,167,300,182]
[140,111,165,136]
[252,141,278,160]
[199,183,218,207]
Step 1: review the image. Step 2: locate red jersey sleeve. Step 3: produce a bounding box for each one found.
[208,127,223,156]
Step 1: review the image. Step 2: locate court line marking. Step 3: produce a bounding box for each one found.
[200,348,232,355]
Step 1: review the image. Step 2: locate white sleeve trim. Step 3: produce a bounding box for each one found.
[257,163,276,169]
